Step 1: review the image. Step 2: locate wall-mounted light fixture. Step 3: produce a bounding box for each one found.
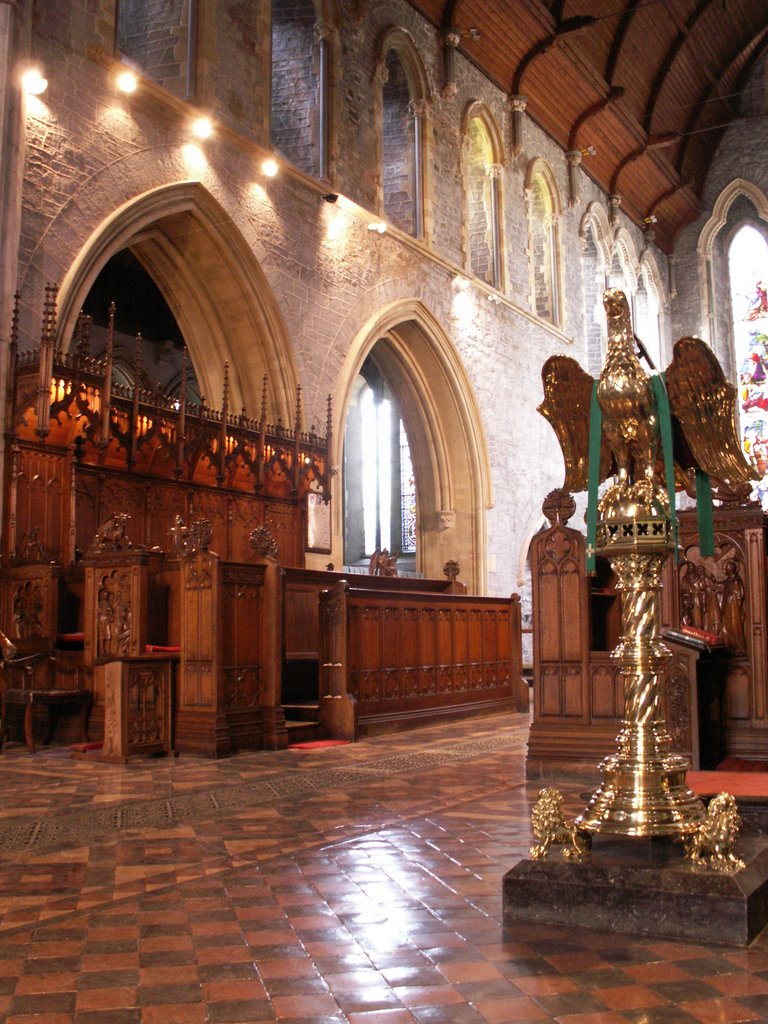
[22,68,48,96]
[116,69,138,94]
[322,193,339,204]
[262,158,279,177]
[368,221,387,234]
[192,116,213,139]
[452,274,470,291]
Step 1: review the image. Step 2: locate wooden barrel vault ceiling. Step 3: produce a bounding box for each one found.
[407,0,768,252]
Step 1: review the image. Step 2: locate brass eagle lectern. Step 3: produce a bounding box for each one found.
[538,288,756,843]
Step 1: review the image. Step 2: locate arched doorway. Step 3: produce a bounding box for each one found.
[337,301,491,594]
[55,182,298,423]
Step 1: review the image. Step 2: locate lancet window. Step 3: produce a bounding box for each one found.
[526,163,561,325]
[464,114,502,289]
[729,224,768,508]
[381,47,424,238]
[271,0,328,178]
[115,0,191,98]
[344,361,416,570]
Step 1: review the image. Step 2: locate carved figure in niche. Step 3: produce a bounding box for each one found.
[97,587,114,656]
[703,565,722,636]
[680,582,695,627]
[368,548,398,577]
[12,582,43,639]
[19,528,46,563]
[719,559,746,652]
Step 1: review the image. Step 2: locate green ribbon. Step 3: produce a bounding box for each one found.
[585,381,602,574]
[695,468,715,558]
[650,373,679,564]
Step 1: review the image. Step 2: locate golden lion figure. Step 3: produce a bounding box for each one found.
[683,792,745,872]
[529,788,590,860]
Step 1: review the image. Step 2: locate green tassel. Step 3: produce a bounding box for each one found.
[650,374,679,564]
[586,381,602,574]
[695,468,715,558]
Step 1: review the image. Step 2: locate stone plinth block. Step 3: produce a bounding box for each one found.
[503,834,768,946]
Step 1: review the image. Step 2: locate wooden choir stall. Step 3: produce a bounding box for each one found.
[527,488,768,776]
[0,291,526,757]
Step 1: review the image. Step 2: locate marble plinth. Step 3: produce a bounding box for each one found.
[503,832,768,945]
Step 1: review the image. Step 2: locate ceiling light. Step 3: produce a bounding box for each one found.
[116,69,138,94]
[192,116,213,139]
[262,158,279,177]
[22,68,47,96]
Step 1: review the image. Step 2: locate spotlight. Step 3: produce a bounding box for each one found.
[322,193,339,204]
[22,68,47,96]
[580,145,597,157]
[643,214,658,226]
[116,69,138,94]
[262,158,279,177]
[452,275,470,291]
[192,116,213,139]
[367,221,387,234]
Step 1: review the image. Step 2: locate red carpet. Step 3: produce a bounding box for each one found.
[289,740,350,750]
[717,756,768,772]
[688,770,768,799]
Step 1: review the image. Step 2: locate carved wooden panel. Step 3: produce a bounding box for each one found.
[180,550,218,708]
[222,566,265,711]
[100,657,174,763]
[12,447,68,562]
[343,590,522,725]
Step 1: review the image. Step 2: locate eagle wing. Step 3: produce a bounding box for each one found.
[538,355,609,493]
[665,336,757,485]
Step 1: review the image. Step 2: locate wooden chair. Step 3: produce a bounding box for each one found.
[0,638,93,754]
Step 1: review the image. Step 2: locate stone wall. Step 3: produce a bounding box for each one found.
[6,0,666,597]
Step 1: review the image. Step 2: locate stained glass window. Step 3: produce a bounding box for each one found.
[400,420,416,553]
[729,225,768,508]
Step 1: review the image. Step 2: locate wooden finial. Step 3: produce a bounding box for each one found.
[100,303,115,447]
[260,373,268,426]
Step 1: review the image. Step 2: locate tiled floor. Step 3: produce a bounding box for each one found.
[0,712,766,1023]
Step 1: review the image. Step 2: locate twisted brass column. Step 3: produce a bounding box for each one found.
[577,521,705,838]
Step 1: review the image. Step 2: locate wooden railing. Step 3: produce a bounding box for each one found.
[318,581,526,737]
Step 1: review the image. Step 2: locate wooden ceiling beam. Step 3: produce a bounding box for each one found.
[605,0,640,86]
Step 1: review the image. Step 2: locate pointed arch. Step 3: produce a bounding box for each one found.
[699,178,768,258]
[461,102,505,289]
[335,298,491,593]
[611,227,639,293]
[375,26,431,102]
[579,201,613,267]
[376,27,430,238]
[525,158,563,325]
[56,182,298,423]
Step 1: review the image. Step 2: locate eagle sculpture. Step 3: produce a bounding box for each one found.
[539,289,756,506]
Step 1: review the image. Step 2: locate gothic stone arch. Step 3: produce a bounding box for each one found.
[335,299,491,594]
[56,181,299,423]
